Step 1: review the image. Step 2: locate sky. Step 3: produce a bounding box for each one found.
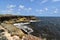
[0,0,60,16]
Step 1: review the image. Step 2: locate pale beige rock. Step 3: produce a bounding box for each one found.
[22,35,42,40]
[0,24,43,40]
[12,35,20,40]
[1,23,26,38]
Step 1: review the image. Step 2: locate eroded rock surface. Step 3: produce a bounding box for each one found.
[0,24,42,40]
[0,15,42,40]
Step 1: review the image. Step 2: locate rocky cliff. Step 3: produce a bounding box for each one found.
[0,15,42,40]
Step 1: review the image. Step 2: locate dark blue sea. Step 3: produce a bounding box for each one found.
[30,17,60,40]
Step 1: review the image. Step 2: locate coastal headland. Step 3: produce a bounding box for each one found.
[0,14,42,40]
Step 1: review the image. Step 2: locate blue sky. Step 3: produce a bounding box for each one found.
[0,0,60,16]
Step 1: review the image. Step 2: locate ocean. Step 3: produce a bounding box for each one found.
[30,17,60,40]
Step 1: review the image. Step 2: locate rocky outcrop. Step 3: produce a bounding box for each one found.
[0,23,42,40]
[1,23,25,38]
[0,15,42,40]
[22,34,42,40]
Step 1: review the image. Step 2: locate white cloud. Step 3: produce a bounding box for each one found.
[44,8,48,11]
[1,5,17,14]
[19,5,32,11]
[18,9,21,11]
[1,10,13,14]
[1,5,14,14]
[36,9,43,12]
[24,8,32,12]
[19,5,32,12]
[39,10,43,12]
[36,9,44,14]
[54,11,57,13]
[19,5,24,9]
[24,7,32,10]
[54,8,58,13]
[30,0,34,2]
[52,0,60,2]
[19,7,32,11]
[40,0,48,4]
[7,5,16,8]
[7,5,16,13]
[28,8,32,10]
[7,10,13,12]
[16,12,21,15]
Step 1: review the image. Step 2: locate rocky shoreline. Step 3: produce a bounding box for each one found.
[0,23,42,40]
[0,15,43,40]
